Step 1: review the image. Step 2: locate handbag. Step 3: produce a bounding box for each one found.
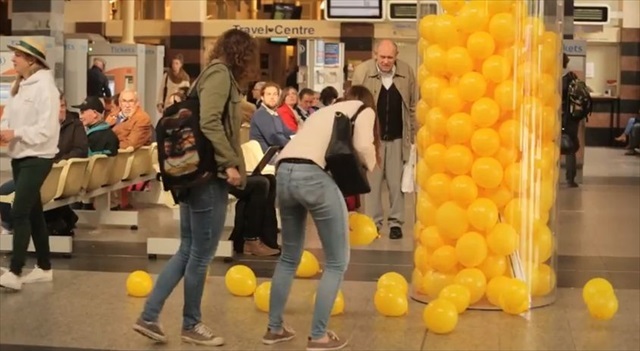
[401,144,417,193]
[325,104,371,196]
[560,130,573,155]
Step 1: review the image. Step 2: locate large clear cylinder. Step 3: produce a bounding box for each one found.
[412,0,562,311]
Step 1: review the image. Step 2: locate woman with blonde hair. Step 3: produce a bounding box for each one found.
[0,38,61,291]
[156,53,191,112]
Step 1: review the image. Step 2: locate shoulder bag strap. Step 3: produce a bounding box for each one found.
[350,104,369,136]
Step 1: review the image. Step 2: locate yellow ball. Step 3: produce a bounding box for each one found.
[478,255,508,280]
[420,270,456,298]
[531,263,556,297]
[488,13,516,46]
[424,143,448,173]
[466,31,495,60]
[454,268,487,304]
[486,275,511,306]
[587,294,618,320]
[458,72,488,102]
[431,245,459,273]
[377,272,409,295]
[449,175,479,206]
[439,284,471,313]
[446,112,475,144]
[426,173,452,204]
[583,278,615,304]
[467,197,499,232]
[420,225,447,251]
[471,157,503,189]
[438,87,465,115]
[296,250,321,278]
[126,270,153,298]
[444,144,474,175]
[254,281,271,312]
[455,231,488,268]
[470,128,501,157]
[225,265,257,297]
[423,298,459,334]
[446,47,474,77]
[436,201,470,240]
[499,278,530,315]
[374,288,409,317]
[470,97,500,128]
[487,223,518,256]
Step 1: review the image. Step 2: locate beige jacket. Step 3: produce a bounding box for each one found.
[351,58,417,161]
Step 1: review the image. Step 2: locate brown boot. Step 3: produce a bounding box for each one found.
[244,239,280,256]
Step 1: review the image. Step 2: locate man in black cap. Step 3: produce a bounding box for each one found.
[74,97,119,157]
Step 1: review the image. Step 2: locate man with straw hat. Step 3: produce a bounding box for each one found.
[0,37,60,291]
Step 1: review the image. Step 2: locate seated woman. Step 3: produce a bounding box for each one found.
[249,82,293,153]
[228,174,280,256]
[0,91,88,235]
[277,86,303,133]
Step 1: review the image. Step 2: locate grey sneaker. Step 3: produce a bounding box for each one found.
[262,324,296,345]
[181,322,224,346]
[307,330,348,351]
[132,318,167,343]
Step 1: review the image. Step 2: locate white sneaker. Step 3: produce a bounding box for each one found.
[21,265,53,284]
[0,270,22,291]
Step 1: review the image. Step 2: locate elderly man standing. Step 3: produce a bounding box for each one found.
[351,39,416,240]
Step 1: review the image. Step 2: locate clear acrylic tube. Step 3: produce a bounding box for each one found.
[412,0,562,310]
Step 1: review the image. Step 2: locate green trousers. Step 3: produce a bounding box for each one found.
[10,157,53,275]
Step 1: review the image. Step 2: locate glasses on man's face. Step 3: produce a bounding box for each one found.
[121,99,136,105]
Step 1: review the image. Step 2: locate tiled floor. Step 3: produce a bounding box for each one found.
[1,147,639,350]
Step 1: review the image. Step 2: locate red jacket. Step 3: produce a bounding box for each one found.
[277,104,298,133]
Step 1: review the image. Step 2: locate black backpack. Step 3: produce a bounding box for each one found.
[325,104,371,196]
[567,71,593,121]
[155,63,230,198]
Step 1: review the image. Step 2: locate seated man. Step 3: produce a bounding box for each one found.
[0,91,88,235]
[77,97,120,156]
[74,97,121,211]
[228,174,280,256]
[106,89,153,209]
[249,82,293,153]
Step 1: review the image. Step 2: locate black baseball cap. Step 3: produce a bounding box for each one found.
[72,96,105,113]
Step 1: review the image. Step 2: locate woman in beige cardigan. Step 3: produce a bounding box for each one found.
[156,53,190,113]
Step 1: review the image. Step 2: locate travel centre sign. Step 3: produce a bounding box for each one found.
[203,20,341,38]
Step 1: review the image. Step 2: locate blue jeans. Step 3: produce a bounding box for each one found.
[268,163,349,339]
[623,117,637,135]
[141,178,229,330]
[0,180,16,230]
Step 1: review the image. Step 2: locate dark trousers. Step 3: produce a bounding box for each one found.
[563,121,580,182]
[10,157,53,275]
[228,174,278,252]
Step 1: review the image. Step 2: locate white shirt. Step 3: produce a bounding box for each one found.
[276,100,377,171]
[0,69,60,159]
[378,64,396,89]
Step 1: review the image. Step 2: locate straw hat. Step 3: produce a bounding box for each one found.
[7,37,49,69]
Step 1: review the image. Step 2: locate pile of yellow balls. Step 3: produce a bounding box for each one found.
[413,0,561,318]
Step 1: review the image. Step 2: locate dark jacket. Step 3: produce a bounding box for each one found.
[86,122,119,157]
[87,66,112,98]
[55,112,88,162]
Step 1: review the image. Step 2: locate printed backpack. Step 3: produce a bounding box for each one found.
[567,72,593,121]
[155,63,230,198]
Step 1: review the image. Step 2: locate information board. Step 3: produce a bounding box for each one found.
[325,0,384,21]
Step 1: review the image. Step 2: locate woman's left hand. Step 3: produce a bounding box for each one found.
[0,129,15,142]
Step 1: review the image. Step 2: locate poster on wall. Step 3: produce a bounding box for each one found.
[92,55,137,96]
[323,43,340,68]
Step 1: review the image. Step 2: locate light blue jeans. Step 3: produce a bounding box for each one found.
[268,163,350,339]
[141,178,228,330]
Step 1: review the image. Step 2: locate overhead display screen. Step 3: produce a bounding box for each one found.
[325,0,384,21]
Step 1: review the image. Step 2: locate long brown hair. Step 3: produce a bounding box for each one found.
[344,85,382,166]
[207,29,259,87]
[167,53,190,84]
